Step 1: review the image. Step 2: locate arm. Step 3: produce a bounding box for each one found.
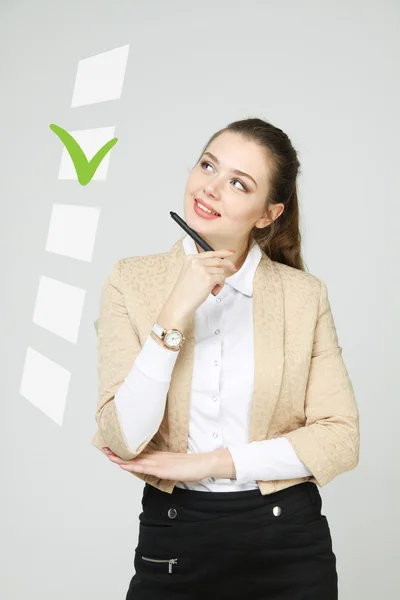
[224,437,312,483]
[216,279,359,486]
[280,278,360,487]
[92,259,185,460]
[113,334,179,452]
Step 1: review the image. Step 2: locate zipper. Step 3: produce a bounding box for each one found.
[141,555,178,574]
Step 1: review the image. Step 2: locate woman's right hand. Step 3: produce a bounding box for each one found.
[163,249,237,321]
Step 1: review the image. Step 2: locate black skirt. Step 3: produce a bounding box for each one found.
[126,480,338,600]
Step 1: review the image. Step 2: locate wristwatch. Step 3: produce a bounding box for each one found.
[151,322,185,351]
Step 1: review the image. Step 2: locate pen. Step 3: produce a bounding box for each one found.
[170,211,215,252]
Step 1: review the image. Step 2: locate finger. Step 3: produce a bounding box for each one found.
[196,250,235,260]
[107,454,127,465]
[205,249,235,256]
[120,463,144,472]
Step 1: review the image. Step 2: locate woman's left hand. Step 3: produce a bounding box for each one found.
[101,447,213,482]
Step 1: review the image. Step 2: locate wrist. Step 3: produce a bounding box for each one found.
[152,308,187,351]
[157,305,189,333]
[209,448,236,479]
[150,330,170,349]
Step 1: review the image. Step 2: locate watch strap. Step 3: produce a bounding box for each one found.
[152,322,166,339]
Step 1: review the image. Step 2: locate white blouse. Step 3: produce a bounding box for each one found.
[113,234,312,491]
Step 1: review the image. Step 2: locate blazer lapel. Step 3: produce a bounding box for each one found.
[248,254,285,443]
[152,236,285,453]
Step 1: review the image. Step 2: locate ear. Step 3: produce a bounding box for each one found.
[255,203,284,229]
[254,214,271,229]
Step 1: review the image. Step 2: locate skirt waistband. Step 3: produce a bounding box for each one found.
[142,481,320,519]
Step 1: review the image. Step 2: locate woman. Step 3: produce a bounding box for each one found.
[92,117,360,599]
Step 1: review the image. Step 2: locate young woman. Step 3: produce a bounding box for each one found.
[92,117,360,599]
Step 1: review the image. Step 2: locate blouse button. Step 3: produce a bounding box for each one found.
[168,508,177,519]
[272,506,282,516]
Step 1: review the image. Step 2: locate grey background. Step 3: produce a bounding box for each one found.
[1,0,399,598]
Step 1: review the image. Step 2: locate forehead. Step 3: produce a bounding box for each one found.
[205,131,270,184]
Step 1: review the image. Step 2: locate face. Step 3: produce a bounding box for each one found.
[183,131,284,255]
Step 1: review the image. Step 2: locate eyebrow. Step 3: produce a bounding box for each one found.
[202,152,258,188]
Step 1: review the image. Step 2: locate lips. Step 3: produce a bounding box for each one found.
[194,197,221,216]
[193,199,221,220]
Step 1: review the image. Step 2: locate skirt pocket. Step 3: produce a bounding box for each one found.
[136,520,210,581]
[140,555,179,574]
[133,548,203,584]
[276,491,325,527]
[140,521,173,528]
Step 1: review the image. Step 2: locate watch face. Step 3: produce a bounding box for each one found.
[165,330,182,347]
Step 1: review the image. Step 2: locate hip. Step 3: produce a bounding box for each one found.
[138,480,332,552]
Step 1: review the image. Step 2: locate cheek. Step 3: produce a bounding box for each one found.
[183,176,195,198]
[187,171,203,192]
[237,201,261,220]
[225,203,250,221]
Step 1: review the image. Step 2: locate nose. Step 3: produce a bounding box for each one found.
[204,181,221,199]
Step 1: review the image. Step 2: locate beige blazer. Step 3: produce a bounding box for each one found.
[91,235,360,496]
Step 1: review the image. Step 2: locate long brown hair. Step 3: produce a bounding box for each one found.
[194,117,307,272]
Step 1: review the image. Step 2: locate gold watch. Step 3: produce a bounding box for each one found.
[151,322,185,351]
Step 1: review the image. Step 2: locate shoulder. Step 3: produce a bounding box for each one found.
[271,259,326,305]
[273,259,322,288]
[119,248,171,273]
[110,248,174,294]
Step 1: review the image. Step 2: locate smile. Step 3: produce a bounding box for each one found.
[193,199,221,219]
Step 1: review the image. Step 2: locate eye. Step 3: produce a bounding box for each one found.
[200,160,247,191]
[232,179,247,191]
[200,160,213,172]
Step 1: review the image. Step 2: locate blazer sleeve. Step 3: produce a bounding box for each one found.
[91,259,156,460]
[282,278,360,487]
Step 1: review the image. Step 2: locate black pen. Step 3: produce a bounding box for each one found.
[170,211,214,252]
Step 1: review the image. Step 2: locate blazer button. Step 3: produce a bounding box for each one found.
[272,506,282,516]
[168,508,177,519]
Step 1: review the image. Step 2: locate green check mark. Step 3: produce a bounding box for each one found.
[49,123,118,186]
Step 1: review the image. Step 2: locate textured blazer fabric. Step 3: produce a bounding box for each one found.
[92,235,360,495]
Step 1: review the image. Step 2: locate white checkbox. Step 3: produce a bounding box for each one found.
[57,126,116,181]
[46,204,101,261]
[20,348,71,426]
[71,44,130,107]
[32,276,86,344]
